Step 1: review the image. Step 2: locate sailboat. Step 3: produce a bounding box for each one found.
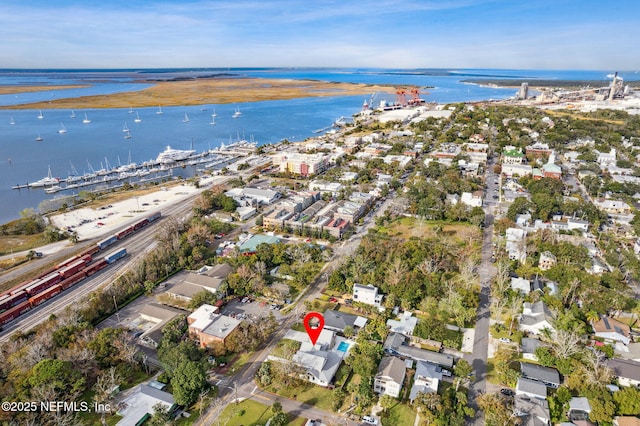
[123,122,130,132]
[35,133,43,142]
[57,123,67,134]
[9,116,15,125]
[30,165,59,187]
[232,107,242,118]
[128,106,134,114]
[83,113,91,124]
[209,114,216,125]
[156,106,163,115]
[183,113,190,123]
[212,109,217,117]
[70,110,76,119]
[134,112,142,123]
[37,110,44,119]
[124,130,132,140]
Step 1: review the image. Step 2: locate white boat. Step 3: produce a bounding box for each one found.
[10,116,15,125]
[128,106,134,114]
[30,166,59,187]
[124,131,132,139]
[212,109,217,117]
[156,145,196,163]
[232,107,242,118]
[35,133,43,142]
[37,110,44,119]
[44,185,62,194]
[123,122,130,132]
[82,113,91,124]
[134,112,142,123]
[210,114,216,125]
[183,113,190,123]
[156,106,163,115]
[70,110,76,119]
[57,123,67,134]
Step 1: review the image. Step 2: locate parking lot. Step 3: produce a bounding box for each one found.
[221,297,286,321]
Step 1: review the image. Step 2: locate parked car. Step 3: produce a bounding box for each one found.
[362,416,378,425]
[498,337,511,343]
[329,297,338,303]
[441,369,452,377]
[500,388,515,397]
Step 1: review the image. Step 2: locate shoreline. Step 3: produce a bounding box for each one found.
[0,77,394,110]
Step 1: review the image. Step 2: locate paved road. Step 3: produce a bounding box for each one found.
[464,165,499,425]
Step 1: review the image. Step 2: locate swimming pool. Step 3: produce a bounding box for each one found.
[337,341,350,352]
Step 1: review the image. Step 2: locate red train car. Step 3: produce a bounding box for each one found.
[81,245,100,257]
[59,271,86,290]
[25,272,62,295]
[58,259,88,279]
[116,226,135,240]
[29,285,62,307]
[9,279,37,295]
[0,291,28,312]
[0,300,31,327]
[132,218,149,231]
[54,255,80,270]
[83,259,108,276]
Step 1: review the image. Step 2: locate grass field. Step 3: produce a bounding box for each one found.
[1,78,393,110]
[381,402,416,426]
[216,399,306,426]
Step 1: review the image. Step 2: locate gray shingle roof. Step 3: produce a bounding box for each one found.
[520,362,561,386]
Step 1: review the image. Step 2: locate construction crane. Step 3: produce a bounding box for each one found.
[395,87,408,106]
[408,87,428,105]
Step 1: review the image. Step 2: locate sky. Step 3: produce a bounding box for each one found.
[1,0,639,70]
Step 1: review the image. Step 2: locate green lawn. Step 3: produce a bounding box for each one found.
[271,339,301,360]
[266,381,335,411]
[381,401,416,426]
[217,399,306,426]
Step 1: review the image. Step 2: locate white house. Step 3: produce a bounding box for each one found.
[409,361,443,403]
[374,356,406,398]
[519,302,555,336]
[460,191,483,208]
[511,277,531,294]
[506,227,527,263]
[117,384,176,426]
[353,284,384,308]
[607,359,640,387]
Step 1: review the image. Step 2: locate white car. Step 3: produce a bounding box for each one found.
[362,416,378,425]
[498,337,512,343]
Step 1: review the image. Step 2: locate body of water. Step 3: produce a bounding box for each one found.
[0,68,636,223]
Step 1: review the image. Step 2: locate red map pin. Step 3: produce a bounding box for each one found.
[303,312,325,346]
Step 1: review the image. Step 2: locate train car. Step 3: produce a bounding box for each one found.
[115,226,135,240]
[59,271,86,290]
[54,255,80,270]
[132,218,149,231]
[9,279,37,296]
[147,211,162,223]
[83,258,108,276]
[0,291,28,312]
[58,259,89,279]
[97,235,118,250]
[81,245,101,257]
[25,272,62,296]
[104,248,127,264]
[80,253,93,263]
[0,300,31,327]
[29,285,62,307]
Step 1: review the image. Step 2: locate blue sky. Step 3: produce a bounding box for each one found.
[1,0,639,70]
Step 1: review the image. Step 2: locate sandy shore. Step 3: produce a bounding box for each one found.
[0,77,393,110]
[50,175,227,241]
[0,84,89,95]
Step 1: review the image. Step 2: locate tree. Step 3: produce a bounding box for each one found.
[380,394,396,413]
[613,386,640,415]
[413,391,442,424]
[477,393,518,426]
[271,401,282,415]
[270,413,288,426]
[171,360,207,406]
[454,359,474,391]
[148,402,173,426]
[27,359,86,400]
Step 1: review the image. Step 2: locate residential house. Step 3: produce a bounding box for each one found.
[503,147,525,164]
[520,362,561,388]
[538,251,557,271]
[409,361,443,403]
[502,163,533,178]
[606,358,640,387]
[516,377,547,399]
[323,310,368,334]
[386,311,418,336]
[511,277,532,294]
[137,303,186,348]
[514,395,551,426]
[506,227,527,263]
[594,199,632,215]
[596,148,617,166]
[614,417,640,426]
[568,397,591,423]
[519,301,555,336]
[592,316,632,345]
[116,384,176,426]
[225,187,281,205]
[526,142,552,158]
[521,338,545,361]
[352,284,384,308]
[384,332,454,369]
[374,356,406,398]
[292,350,343,388]
[460,191,483,208]
[541,152,562,179]
[590,257,610,275]
[187,304,241,349]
